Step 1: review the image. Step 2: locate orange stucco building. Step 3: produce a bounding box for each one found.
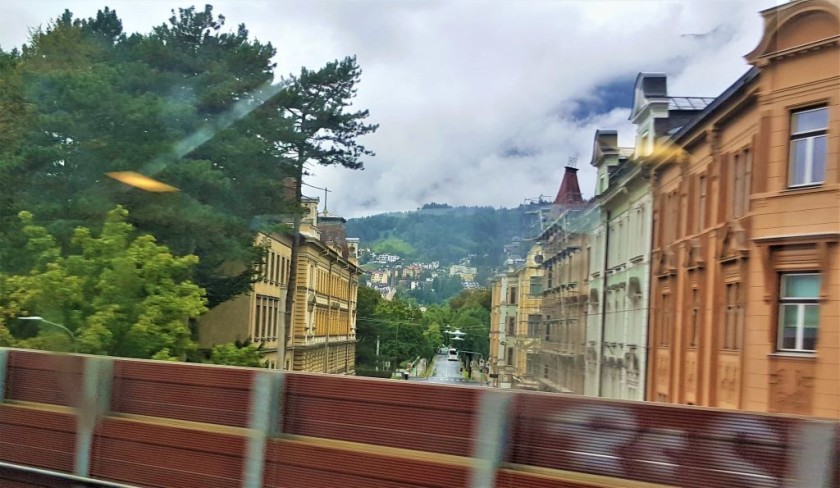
[647,0,839,418]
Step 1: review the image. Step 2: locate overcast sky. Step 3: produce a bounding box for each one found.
[1,0,779,218]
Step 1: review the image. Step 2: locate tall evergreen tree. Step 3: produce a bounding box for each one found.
[0,7,292,305]
[269,56,378,367]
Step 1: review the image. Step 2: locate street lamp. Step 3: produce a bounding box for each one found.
[18,316,77,352]
[450,328,466,342]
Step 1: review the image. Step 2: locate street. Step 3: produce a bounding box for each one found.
[408,353,478,385]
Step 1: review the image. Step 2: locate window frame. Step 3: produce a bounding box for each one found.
[788,106,828,188]
[777,272,820,353]
[722,281,741,351]
[696,174,706,233]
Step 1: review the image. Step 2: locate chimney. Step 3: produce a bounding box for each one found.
[318,213,349,257]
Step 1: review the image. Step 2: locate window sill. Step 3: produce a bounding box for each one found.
[768,351,817,360]
[766,184,834,198]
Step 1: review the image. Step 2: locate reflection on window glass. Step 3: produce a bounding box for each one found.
[792,108,828,134]
[778,273,820,352]
[789,107,828,187]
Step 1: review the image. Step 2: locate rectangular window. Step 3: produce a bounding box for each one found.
[255,299,262,340]
[697,175,707,232]
[663,192,678,243]
[271,298,279,339]
[778,273,820,352]
[529,276,543,296]
[723,282,741,350]
[731,151,751,219]
[509,286,518,305]
[742,150,751,217]
[506,347,514,366]
[659,293,672,346]
[506,316,516,336]
[281,257,286,284]
[526,354,539,376]
[262,254,268,283]
[690,288,700,347]
[789,107,827,187]
[731,153,742,219]
[527,314,541,337]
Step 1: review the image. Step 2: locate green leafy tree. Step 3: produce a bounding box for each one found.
[355,285,384,369]
[374,298,424,366]
[0,206,206,360]
[0,6,290,306]
[208,341,265,368]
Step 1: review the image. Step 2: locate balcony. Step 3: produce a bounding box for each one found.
[514,336,542,352]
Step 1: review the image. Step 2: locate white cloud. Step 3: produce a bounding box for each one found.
[0,0,776,218]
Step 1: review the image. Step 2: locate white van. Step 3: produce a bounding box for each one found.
[447,348,458,361]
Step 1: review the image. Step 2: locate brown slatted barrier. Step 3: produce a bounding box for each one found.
[5,350,84,407]
[0,467,82,488]
[509,392,794,487]
[89,418,247,488]
[263,439,470,487]
[1,349,837,488]
[110,359,255,427]
[283,373,479,456]
[0,404,76,473]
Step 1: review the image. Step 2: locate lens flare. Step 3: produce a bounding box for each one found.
[106,171,179,192]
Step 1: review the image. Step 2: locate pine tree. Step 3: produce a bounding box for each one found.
[269,56,378,368]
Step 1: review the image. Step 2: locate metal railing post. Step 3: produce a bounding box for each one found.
[0,348,8,403]
[242,370,284,488]
[787,420,837,488]
[75,356,113,478]
[469,390,512,488]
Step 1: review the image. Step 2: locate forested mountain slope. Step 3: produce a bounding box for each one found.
[346,203,545,274]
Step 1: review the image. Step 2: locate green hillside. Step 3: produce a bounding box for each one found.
[346,203,546,278]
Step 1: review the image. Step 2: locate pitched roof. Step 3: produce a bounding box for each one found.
[554,166,584,205]
[668,97,716,111]
[671,67,760,142]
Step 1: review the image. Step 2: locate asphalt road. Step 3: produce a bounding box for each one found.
[409,354,477,385]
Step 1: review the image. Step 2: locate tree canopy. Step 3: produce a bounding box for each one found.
[208,341,266,368]
[0,206,206,360]
[355,286,491,375]
[0,5,344,307]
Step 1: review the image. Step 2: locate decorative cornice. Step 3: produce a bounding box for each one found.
[745,0,840,67]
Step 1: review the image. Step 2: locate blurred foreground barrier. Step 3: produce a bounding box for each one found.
[1,348,837,488]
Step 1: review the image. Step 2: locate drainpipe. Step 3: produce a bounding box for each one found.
[597,210,611,398]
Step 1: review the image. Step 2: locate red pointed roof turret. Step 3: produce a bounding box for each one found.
[553,159,583,205]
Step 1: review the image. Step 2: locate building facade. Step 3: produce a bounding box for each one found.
[508,245,544,390]
[489,268,517,388]
[584,131,653,401]
[198,198,361,374]
[287,232,360,374]
[531,165,590,394]
[647,0,839,418]
[196,232,291,369]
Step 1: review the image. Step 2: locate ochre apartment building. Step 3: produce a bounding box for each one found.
[647,0,839,418]
[198,198,361,374]
[489,267,517,388]
[505,245,544,390]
